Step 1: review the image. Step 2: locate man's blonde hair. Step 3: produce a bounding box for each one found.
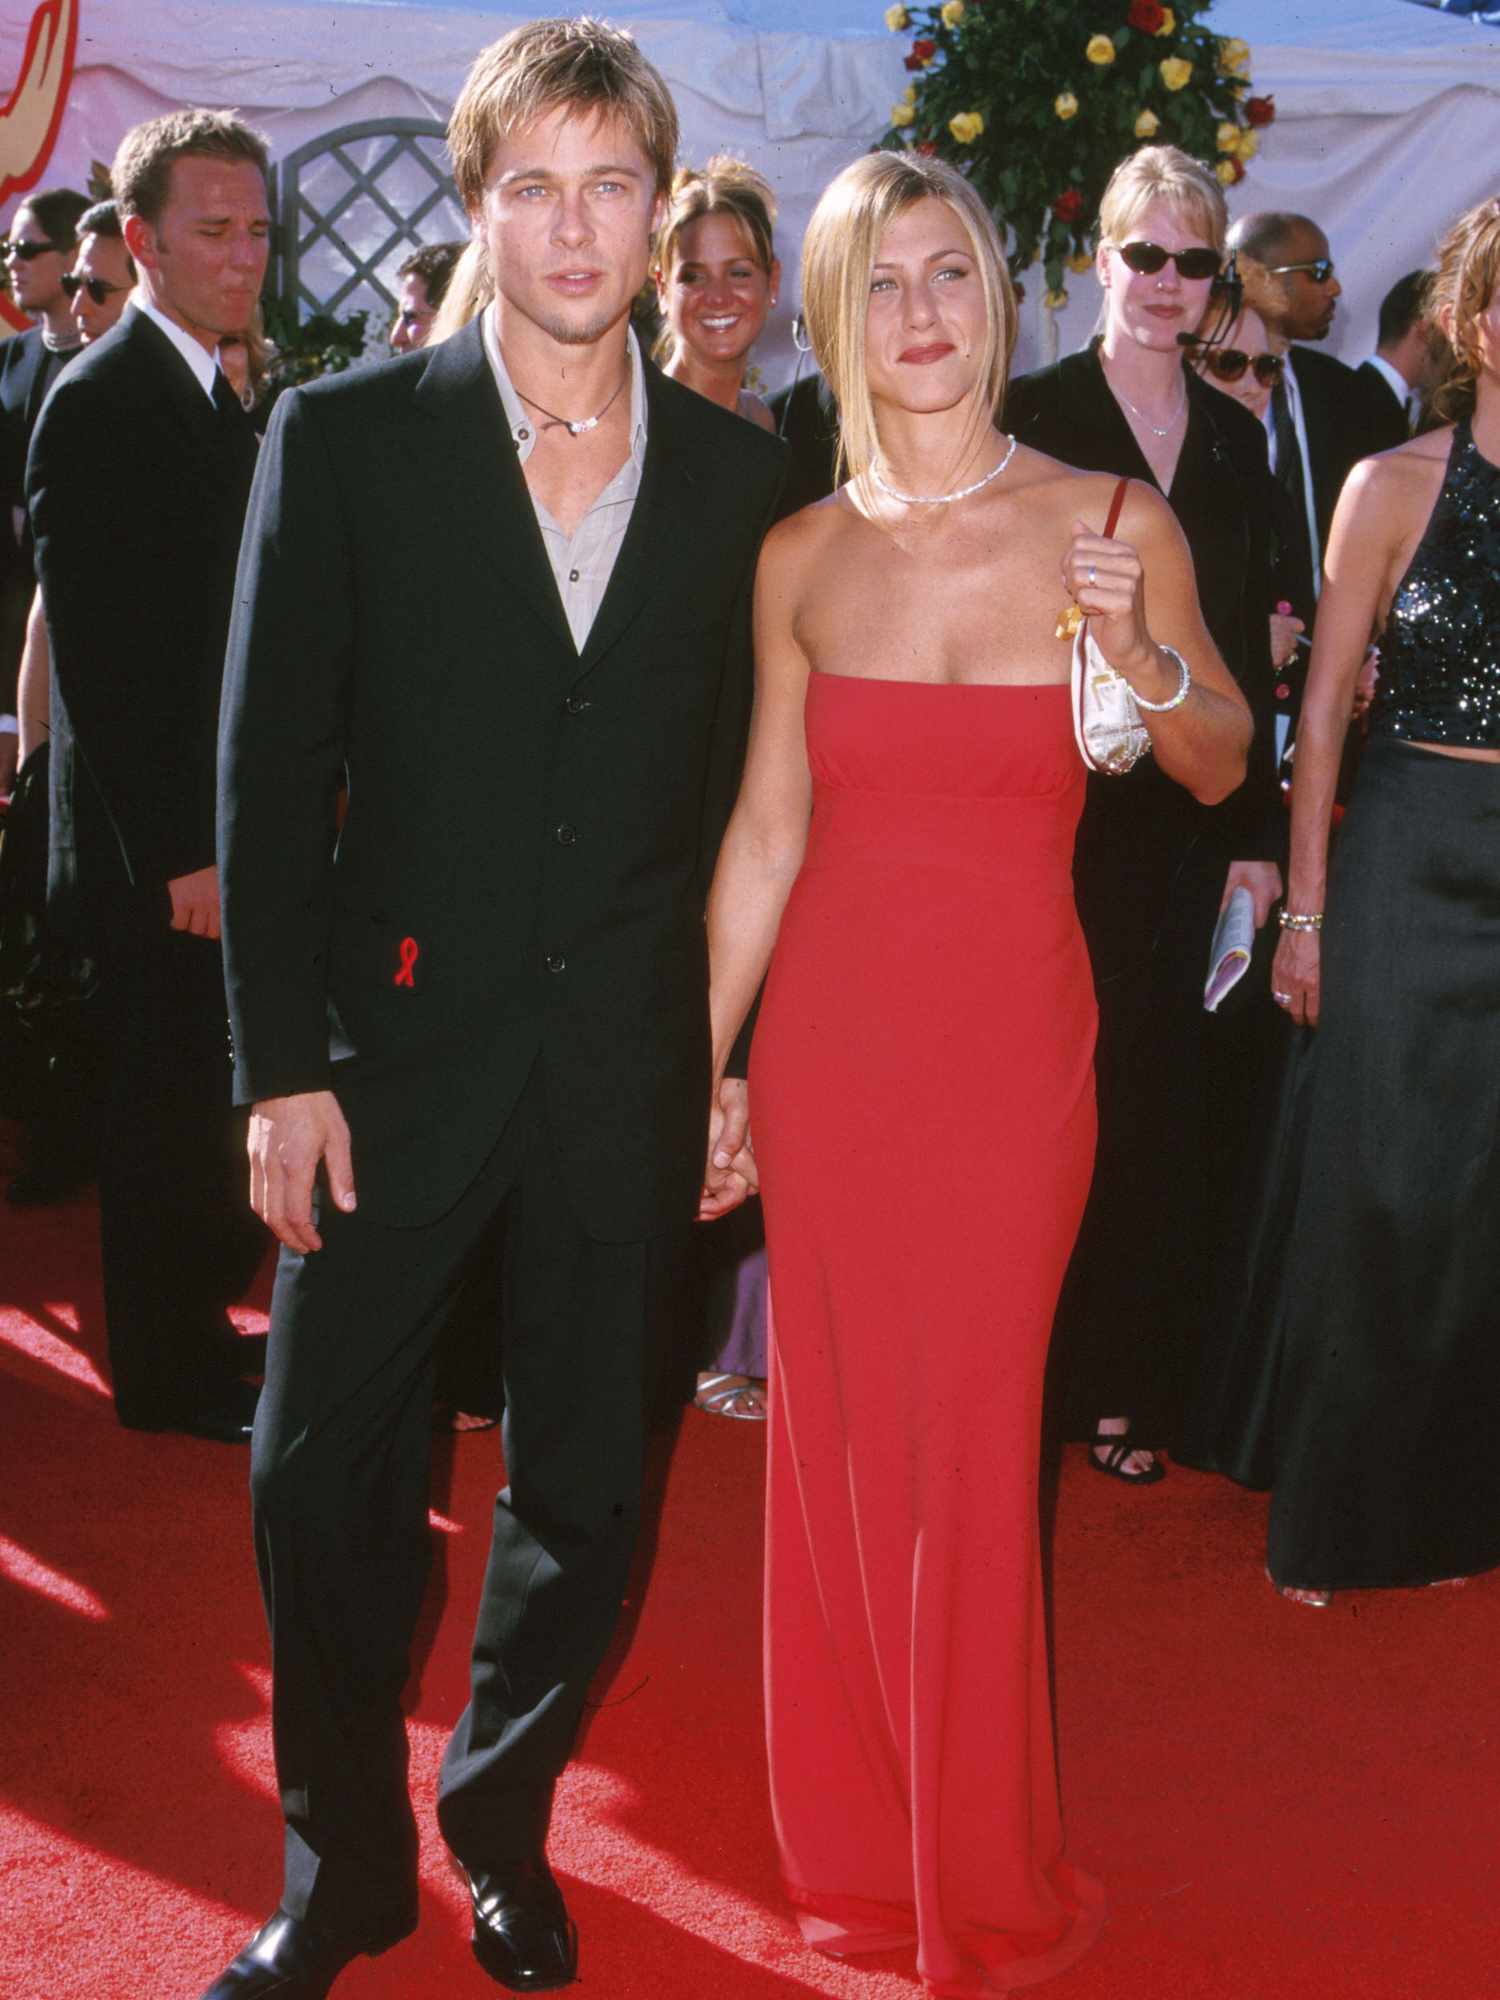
[801,151,1014,496]
[448,16,679,214]
[112,110,269,229]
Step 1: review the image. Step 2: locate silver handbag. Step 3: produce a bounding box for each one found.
[1065,472,1151,776]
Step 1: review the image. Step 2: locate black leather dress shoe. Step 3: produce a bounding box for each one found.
[122,1379,260,1443]
[201,1906,412,1998]
[466,1857,578,1991]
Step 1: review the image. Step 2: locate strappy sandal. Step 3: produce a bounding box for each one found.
[694,1372,768,1421]
[1088,1423,1165,1486]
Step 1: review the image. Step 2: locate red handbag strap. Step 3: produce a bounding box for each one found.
[1103,474,1129,540]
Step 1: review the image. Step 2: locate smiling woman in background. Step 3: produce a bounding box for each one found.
[653,155,779,433]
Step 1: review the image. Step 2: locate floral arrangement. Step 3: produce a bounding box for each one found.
[878,1,1273,308]
[260,299,369,405]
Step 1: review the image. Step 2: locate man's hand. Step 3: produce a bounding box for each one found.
[699,1075,758,1222]
[167,864,222,939]
[248,1089,356,1252]
[1221,859,1283,928]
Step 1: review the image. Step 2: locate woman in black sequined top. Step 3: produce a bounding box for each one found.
[1182,196,1500,1602]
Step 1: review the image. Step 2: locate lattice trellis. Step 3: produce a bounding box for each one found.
[270,118,468,333]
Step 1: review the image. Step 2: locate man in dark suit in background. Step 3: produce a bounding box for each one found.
[207,20,781,1998]
[27,111,271,1439]
[0,185,88,789]
[1357,269,1440,437]
[1227,210,1407,629]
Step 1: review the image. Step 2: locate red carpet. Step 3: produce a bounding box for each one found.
[4,1129,1500,2000]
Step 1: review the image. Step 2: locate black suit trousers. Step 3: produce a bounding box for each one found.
[95,904,263,1424]
[250,1066,660,1937]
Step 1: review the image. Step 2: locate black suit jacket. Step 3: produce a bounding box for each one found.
[1005,344,1279,973]
[1289,346,1407,555]
[28,308,259,936]
[0,326,78,519]
[218,320,784,1239]
[1355,358,1409,440]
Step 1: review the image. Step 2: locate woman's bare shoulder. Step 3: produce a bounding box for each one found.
[1005,446,1146,528]
[1340,427,1450,521]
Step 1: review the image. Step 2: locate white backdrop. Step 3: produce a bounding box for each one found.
[3,0,1499,376]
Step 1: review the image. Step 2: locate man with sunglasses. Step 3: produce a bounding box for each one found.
[0,187,89,792]
[1227,211,1406,630]
[62,200,138,345]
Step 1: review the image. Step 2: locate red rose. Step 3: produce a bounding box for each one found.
[1225,157,1246,184]
[1126,0,1165,30]
[1052,189,1085,224]
[916,140,938,156]
[1246,95,1276,127]
[903,51,924,69]
[912,37,936,58]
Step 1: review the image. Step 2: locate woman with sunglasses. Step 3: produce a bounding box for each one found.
[1186,195,1500,1606]
[1006,145,1280,1488]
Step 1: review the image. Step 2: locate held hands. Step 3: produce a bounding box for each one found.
[1271,928,1320,1029]
[1269,610,1305,670]
[1064,519,1159,685]
[167,864,222,940]
[699,1075,758,1222]
[248,1089,356,1252]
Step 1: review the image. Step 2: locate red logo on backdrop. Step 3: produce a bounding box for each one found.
[0,0,78,336]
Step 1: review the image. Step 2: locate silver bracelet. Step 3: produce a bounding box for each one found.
[1277,909,1324,933]
[1132,643,1192,713]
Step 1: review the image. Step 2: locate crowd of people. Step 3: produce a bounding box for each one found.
[1,11,1497,1998]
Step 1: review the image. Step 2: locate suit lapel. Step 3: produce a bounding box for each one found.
[572,361,700,683]
[413,318,574,654]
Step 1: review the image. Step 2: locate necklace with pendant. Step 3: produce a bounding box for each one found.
[516,367,628,436]
[871,431,1018,507]
[1104,366,1186,439]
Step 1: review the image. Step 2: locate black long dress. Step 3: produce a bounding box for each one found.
[1181,419,1500,1590]
[1004,341,1279,1447]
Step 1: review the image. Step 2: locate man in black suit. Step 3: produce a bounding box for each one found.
[1227,211,1406,625]
[0,185,88,788]
[1357,269,1439,437]
[208,20,781,1998]
[27,112,272,1439]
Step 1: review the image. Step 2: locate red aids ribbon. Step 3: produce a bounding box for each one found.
[394,937,420,988]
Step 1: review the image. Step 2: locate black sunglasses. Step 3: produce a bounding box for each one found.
[1268,258,1335,284]
[1118,240,1221,282]
[1201,347,1284,387]
[1,237,60,261]
[61,272,128,306]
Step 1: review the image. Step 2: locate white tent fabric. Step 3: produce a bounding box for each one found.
[2,0,1498,375]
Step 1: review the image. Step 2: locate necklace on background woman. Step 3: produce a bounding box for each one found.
[1102,359,1186,439]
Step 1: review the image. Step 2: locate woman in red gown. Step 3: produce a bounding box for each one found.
[702,153,1251,1995]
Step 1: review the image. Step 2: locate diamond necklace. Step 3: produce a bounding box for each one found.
[871,431,1018,507]
[514,366,628,437]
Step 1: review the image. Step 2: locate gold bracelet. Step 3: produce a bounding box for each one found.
[1277,910,1323,932]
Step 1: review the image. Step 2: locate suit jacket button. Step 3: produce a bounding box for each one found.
[545,952,567,974]
[555,823,577,845]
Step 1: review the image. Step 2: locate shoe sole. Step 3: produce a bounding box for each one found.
[470,1920,579,1991]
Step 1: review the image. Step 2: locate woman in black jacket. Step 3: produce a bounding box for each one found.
[1006,144,1281,1483]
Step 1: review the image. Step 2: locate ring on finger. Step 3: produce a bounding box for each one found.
[1273,989,1292,1006]
[1086,563,1097,587]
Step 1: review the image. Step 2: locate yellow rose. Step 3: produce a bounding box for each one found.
[884,4,909,29]
[948,110,985,144]
[1215,160,1238,187]
[1155,6,1175,32]
[1159,55,1192,90]
[890,102,916,127]
[1219,36,1251,73]
[1086,33,1116,65]
[1216,121,1241,153]
[902,82,918,103]
[1134,108,1160,139]
[940,0,965,24]
[1236,128,1259,160]
[1068,251,1093,274]
[1044,287,1070,311]
[1055,91,1079,121]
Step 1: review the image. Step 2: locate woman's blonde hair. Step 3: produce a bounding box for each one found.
[801,151,1014,495]
[434,16,680,344]
[1098,143,1228,257]
[1428,196,1500,423]
[652,155,777,364]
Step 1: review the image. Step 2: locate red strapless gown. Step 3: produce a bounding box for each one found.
[752,673,1105,1995]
